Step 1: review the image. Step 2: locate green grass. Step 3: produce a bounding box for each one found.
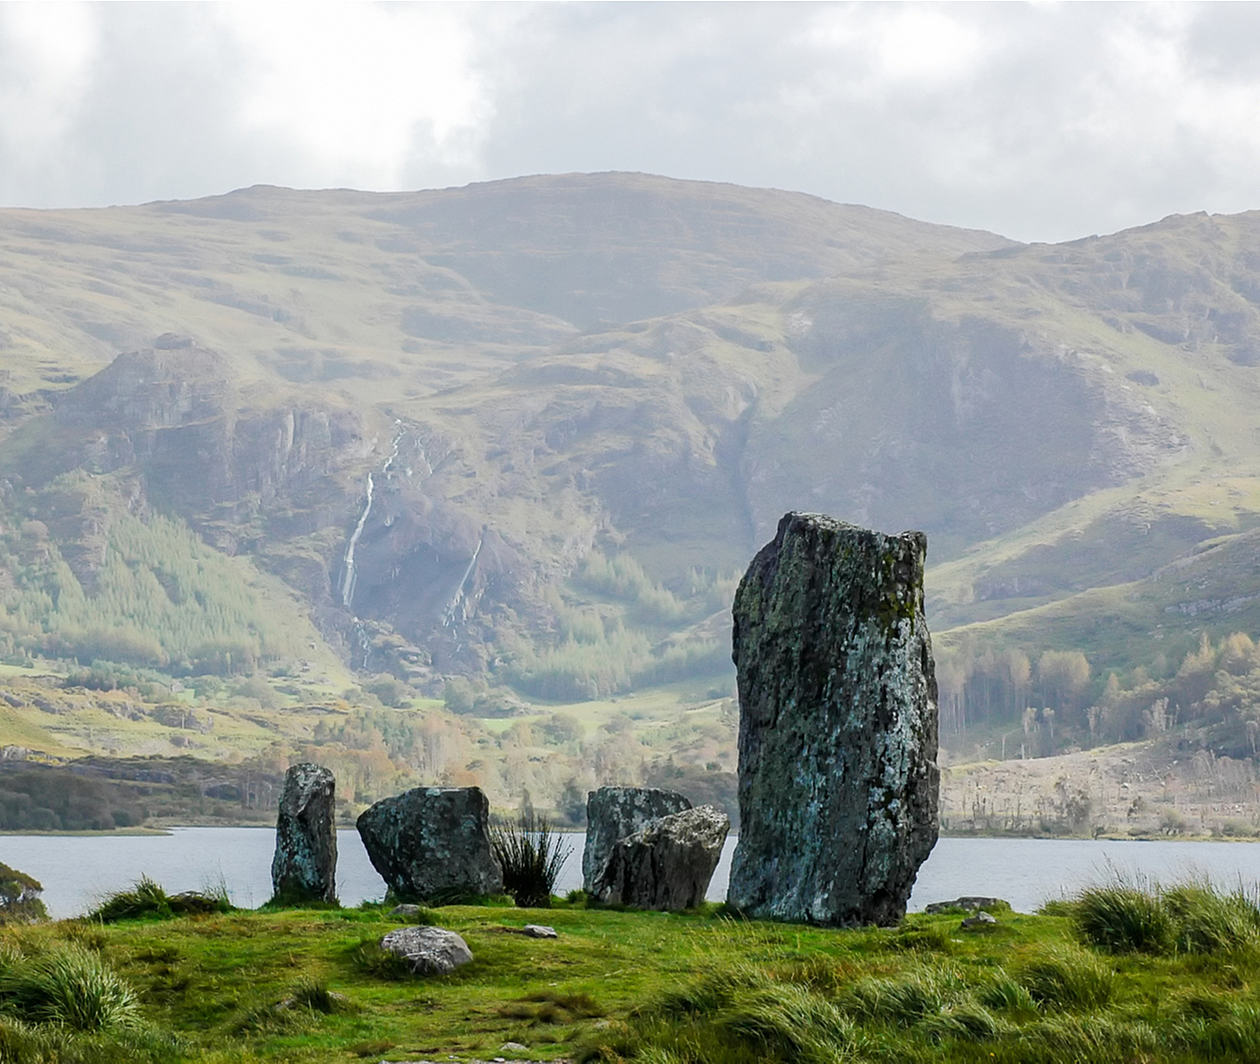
[0,890,1252,1062]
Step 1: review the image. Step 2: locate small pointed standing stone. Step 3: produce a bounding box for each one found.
[727,513,939,926]
[270,763,338,904]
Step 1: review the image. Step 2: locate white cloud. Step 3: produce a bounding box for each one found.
[216,3,493,188]
[0,4,98,156]
[2,2,1260,242]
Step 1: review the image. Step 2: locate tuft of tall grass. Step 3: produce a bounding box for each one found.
[1163,882,1260,955]
[86,876,232,923]
[1022,1013,1161,1061]
[490,810,573,908]
[0,1017,179,1064]
[714,983,857,1062]
[0,944,139,1031]
[841,970,949,1026]
[1172,1002,1260,1058]
[283,977,352,1015]
[1017,948,1115,1010]
[917,1001,1005,1043]
[839,964,970,1027]
[348,936,414,981]
[1071,883,1175,954]
[977,971,1038,1017]
[1068,876,1260,957]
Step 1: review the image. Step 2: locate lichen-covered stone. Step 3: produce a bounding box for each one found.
[379,925,473,974]
[591,805,730,910]
[357,786,502,902]
[582,786,692,892]
[270,762,337,903]
[727,512,939,926]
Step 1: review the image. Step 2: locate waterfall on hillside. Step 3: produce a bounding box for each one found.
[340,421,405,612]
[442,529,485,630]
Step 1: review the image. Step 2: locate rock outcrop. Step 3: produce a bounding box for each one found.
[727,512,939,926]
[590,805,730,910]
[356,786,502,903]
[379,926,473,974]
[582,786,692,892]
[270,763,337,904]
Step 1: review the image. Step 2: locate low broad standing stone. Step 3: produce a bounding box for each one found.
[379,926,473,974]
[591,804,730,911]
[270,762,337,903]
[357,786,502,903]
[582,786,692,892]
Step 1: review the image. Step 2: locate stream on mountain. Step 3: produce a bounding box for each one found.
[5,830,1260,920]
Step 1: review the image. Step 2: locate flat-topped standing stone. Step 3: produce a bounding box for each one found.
[582,786,692,892]
[357,786,502,903]
[727,512,939,927]
[270,762,337,903]
[591,804,730,910]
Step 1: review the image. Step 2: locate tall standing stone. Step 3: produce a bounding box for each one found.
[581,786,692,892]
[727,512,939,926]
[270,762,338,904]
[357,786,502,902]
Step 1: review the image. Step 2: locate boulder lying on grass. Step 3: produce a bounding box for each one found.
[591,805,730,910]
[727,512,940,927]
[270,762,337,904]
[582,785,692,892]
[379,926,473,975]
[357,786,502,902]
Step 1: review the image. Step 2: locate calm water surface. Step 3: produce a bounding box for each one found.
[4,830,1260,919]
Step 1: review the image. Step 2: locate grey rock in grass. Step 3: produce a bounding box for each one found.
[591,804,730,910]
[924,896,1006,914]
[521,924,558,938]
[961,911,998,930]
[582,785,692,892]
[270,762,337,903]
[379,925,473,974]
[727,512,939,927]
[357,786,502,903]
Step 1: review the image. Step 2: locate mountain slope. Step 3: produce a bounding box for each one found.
[1,175,1260,752]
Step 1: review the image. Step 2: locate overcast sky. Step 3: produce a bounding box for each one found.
[2,2,1259,243]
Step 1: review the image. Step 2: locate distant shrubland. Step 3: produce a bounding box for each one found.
[939,630,1260,759]
[0,487,321,677]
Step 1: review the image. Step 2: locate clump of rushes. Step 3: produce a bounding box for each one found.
[86,876,232,923]
[491,810,573,908]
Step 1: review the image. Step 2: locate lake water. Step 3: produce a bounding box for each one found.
[5,829,1260,919]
